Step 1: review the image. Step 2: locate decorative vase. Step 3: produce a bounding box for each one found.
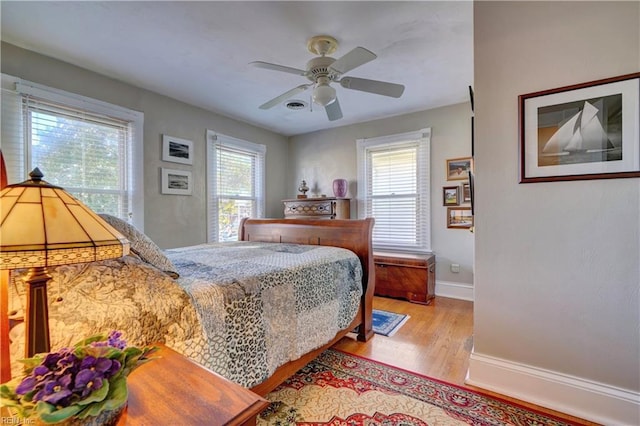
[332,179,348,198]
[297,180,309,198]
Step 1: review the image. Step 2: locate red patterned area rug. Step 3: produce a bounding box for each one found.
[258,349,581,426]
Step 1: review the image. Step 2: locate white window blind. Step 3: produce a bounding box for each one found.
[0,75,144,229]
[357,128,431,252]
[206,130,265,242]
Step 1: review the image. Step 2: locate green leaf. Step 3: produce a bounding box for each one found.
[0,380,21,398]
[0,396,32,418]
[17,355,45,373]
[36,401,83,424]
[77,377,127,419]
[73,333,107,348]
[77,380,109,405]
[105,376,128,410]
[82,345,122,360]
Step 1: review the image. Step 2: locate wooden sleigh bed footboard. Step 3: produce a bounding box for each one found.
[239,217,375,396]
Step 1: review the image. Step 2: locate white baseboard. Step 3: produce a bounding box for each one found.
[435,280,474,301]
[466,351,640,425]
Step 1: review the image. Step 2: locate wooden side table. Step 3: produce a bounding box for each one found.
[117,345,269,425]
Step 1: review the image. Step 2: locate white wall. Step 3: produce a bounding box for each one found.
[469,2,640,424]
[288,103,475,289]
[1,42,289,249]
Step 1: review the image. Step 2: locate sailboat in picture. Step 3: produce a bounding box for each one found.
[542,99,615,157]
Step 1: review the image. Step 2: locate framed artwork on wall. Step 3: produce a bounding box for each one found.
[447,207,473,229]
[519,72,640,183]
[462,182,471,203]
[161,168,192,195]
[468,171,475,215]
[443,186,460,206]
[446,157,473,181]
[162,135,193,165]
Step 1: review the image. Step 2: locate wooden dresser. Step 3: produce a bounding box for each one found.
[282,197,350,219]
[373,252,436,304]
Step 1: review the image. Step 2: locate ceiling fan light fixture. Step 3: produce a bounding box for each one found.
[312,83,336,107]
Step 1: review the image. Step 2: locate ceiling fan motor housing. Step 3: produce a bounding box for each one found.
[306,56,337,82]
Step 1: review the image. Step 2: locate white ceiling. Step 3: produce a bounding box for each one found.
[1,1,473,137]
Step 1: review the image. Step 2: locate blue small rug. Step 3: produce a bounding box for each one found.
[372,309,410,336]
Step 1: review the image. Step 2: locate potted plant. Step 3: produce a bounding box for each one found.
[1,331,156,425]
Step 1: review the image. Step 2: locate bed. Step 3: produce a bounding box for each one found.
[8,217,374,395]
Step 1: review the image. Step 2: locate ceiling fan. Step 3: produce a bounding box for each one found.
[251,35,405,121]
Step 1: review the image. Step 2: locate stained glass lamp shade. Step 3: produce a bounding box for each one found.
[0,168,130,356]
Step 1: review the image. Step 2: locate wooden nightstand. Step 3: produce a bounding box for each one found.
[117,345,269,425]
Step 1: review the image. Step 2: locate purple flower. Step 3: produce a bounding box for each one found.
[42,352,64,369]
[9,330,145,415]
[80,356,115,376]
[74,369,104,398]
[90,330,127,350]
[55,351,80,376]
[16,363,57,395]
[107,330,127,349]
[105,359,122,377]
[15,376,39,395]
[36,374,73,405]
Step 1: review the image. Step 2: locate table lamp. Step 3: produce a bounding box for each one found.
[0,168,130,357]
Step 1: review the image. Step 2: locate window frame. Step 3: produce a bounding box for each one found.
[1,74,145,230]
[206,129,266,243]
[357,128,432,253]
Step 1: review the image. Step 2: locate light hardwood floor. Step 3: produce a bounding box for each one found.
[333,296,599,426]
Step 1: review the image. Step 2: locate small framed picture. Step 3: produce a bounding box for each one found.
[446,157,473,181]
[519,72,640,183]
[162,135,193,165]
[161,168,192,195]
[462,182,471,203]
[447,207,473,229]
[443,186,460,206]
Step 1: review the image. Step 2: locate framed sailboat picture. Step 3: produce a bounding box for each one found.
[519,72,640,183]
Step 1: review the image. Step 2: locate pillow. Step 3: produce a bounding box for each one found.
[99,214,179,279]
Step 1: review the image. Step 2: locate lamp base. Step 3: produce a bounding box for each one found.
[24,267,51,357]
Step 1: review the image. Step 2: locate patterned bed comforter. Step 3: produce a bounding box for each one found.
[9,242,362,388]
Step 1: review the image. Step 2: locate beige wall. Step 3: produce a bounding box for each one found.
[288,103,475,286]
[1,42,289,248]
[470,2,639,423]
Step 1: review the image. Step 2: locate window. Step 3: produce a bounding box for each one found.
[1,75,144,229]
[357,128,431,252]
[206,130,265,242]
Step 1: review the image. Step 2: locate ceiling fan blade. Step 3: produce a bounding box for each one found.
[325,97,343,121]
[250,61,306,76]
[339,77,405,98]
[259,84,311,110]
[329,47,376,75]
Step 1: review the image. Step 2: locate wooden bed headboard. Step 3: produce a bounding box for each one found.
[240,217,373,288]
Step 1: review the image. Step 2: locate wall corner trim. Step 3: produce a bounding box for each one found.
[465,352,640,426]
